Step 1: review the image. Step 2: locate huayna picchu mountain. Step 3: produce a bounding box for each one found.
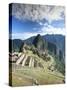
[32,34,47,51]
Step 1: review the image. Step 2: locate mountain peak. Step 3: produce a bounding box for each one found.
[36,34,41,37]
[34,34,43,41]
[33,34,46,51]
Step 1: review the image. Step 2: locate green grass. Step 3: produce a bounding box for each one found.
[10,65,64,86]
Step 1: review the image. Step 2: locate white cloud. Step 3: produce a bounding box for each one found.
[10,24,65,40]
[11,32,38,40]
[39,22,43,25]
[40,24,66,35]
[12,3,65,23]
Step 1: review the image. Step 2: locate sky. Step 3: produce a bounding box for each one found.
[9,3,65,40]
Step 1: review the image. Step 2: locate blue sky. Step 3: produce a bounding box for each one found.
[9,4,65,40]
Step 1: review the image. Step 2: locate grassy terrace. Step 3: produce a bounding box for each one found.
[9,50,65,86]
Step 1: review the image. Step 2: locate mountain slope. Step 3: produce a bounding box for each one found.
[10,34,65,54]
[9,39,23,52]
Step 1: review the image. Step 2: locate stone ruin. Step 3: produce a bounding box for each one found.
[9,52,44,68]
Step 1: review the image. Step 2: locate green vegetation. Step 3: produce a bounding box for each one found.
[9,34,65,86]
[54,56,65,75]
[10,64,64,86]
[9,48,65,86]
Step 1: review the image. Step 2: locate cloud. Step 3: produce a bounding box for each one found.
[11,32,39,40]
[12,3,65,23]
[10,24,65,40]
[39,22,44,25]
[40,24,66,35]
[10,4,65,40]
